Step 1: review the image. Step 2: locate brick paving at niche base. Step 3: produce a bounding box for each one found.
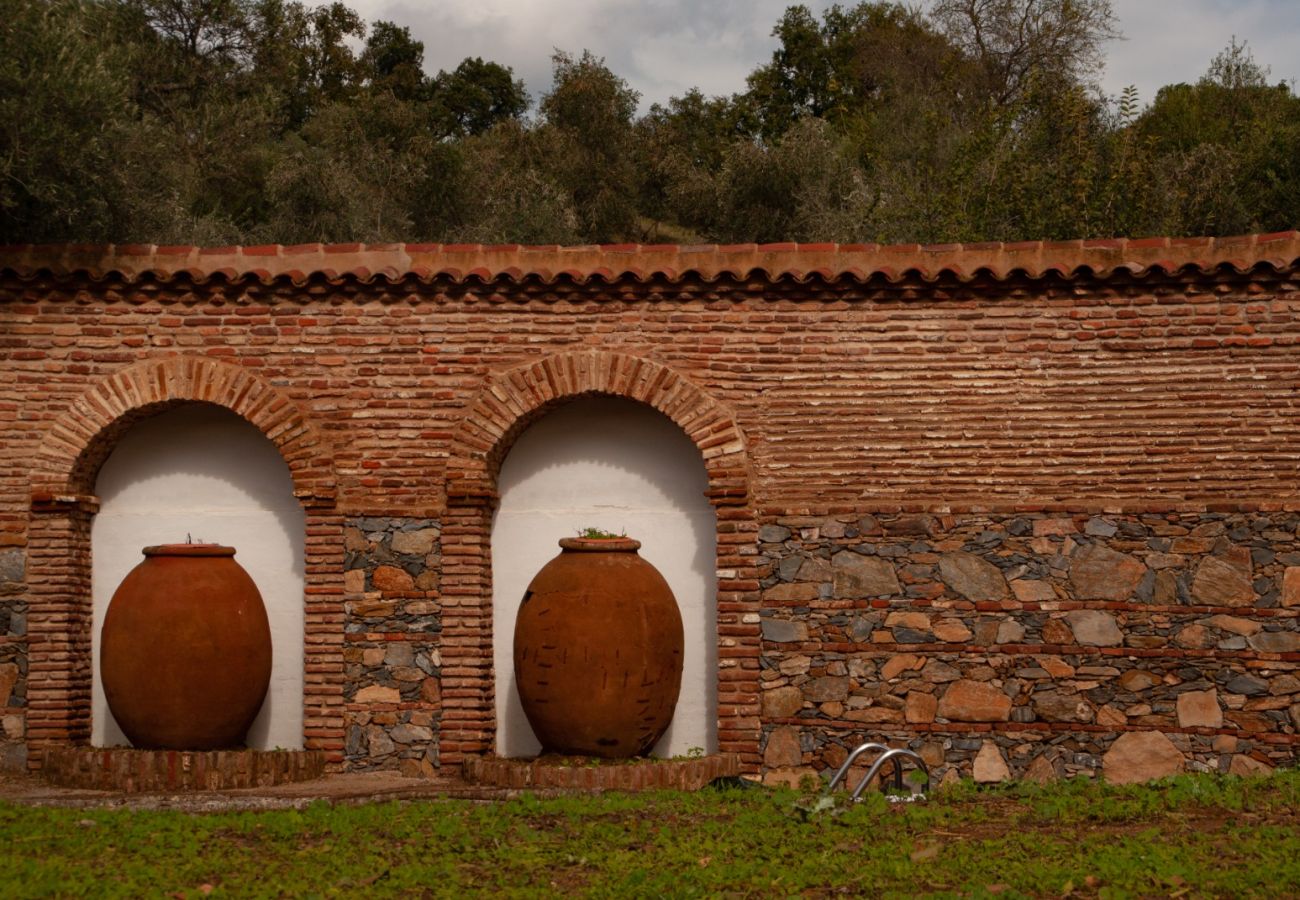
[2,237,1299,784]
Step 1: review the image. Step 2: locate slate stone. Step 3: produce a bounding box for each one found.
[777,556,803,581]
[937,680,1011,722]
[921,659,961,683]
[1283,567,1300,607]
[1229,755,1273,777]
[758,525,792,543]
[1247,631,1300,653]
[1033,691,1093,723]
[1134,571,1156,603]
[1066,610,1124,647]
[1085,517,1118,537]
[1176,689,1222,728]
[763,726,802,768]
[904,691,937,724]
[1191,557,1254,607]
[1225,674,1269,696]
[355,685,400,703]
[1024,754,1059,783]
[796,557,832,583]
[832,551,900,598]
[1069,544,1146,601]
[996,620,1026,644]
[389,724,434,744]
[972,742,1010,783]
[803,676,850,703]
[1102,731,1184,785]
[366,727,395,756]
[384,648,416,673]
[0,550,25,584]
[391,528,438,557]
[932,620,972,642]
[849,615,875,642]
[889,515,939,536]
[1252,548,1276,566]
[938,551,1009,601]
[1174,624,1214,649]
[345,725,365,756]
[372,565,415,592]
[761,618,809,643]
[762,686,804,718]
[763,583,820,603]
[0,664,17,707]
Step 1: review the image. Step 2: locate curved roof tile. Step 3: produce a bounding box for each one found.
[0,232,1296,288]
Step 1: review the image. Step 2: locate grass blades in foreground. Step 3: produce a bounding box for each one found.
[1,769,1298,897]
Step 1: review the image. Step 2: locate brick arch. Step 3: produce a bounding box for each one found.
[32,356,335,506]
[23,356,344,769]
[438,350,762,771]
[446,349,751,506]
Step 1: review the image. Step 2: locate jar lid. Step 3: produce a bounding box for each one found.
[142,544,237,558]
[558,537,641,552]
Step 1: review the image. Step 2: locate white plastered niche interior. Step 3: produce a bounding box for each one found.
[492,395,718,758]
[90,403,305,749]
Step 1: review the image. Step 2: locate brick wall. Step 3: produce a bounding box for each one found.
[1,235,1297,779]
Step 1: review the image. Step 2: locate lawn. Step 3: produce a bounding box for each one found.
[2,770,1298,898]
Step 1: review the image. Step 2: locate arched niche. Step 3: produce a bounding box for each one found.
[90,403,305,750]
[492,396,718,757]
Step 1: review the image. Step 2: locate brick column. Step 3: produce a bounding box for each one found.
[24,494,96,769]
[303,509,346,766]
[714,500,763,772]
[436,486,498,765]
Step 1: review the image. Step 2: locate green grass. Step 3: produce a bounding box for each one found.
[2,770,1299,898]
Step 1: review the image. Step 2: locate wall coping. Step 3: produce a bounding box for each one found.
[1,232,1297,288]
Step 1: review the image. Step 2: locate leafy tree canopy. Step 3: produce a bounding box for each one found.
[1,0,1295,245]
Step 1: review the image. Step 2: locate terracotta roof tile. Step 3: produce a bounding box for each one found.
[0,233,1297,290]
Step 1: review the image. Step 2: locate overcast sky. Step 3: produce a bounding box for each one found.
[350,0,1300,111]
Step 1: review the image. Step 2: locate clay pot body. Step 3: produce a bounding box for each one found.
[100,544,272,750]
[514,538,684,758]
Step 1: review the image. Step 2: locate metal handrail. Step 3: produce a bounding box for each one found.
[825,741,930,801]
[826,742,891,793]
[852,748,929,800]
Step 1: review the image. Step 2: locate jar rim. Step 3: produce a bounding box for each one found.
[558,537,641,552]
[142,544,237,558]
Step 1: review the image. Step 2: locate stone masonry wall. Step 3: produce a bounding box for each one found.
[3,238,1300,776]
[0,547,25,771]
[342,517,442,775]
[757,511,1300,785]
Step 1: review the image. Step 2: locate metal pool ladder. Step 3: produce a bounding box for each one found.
[826,741,930,803]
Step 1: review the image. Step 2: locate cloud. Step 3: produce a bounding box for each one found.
[1102,0,1300,103]
[344,0,816,109]
[344,0,1300,112]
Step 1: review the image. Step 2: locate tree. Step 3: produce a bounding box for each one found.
[929,0,1119,104]
[708,118,876,243]
[743,3,960,140]
[538,50,641,242]
[430,57,529,139]
[0,0,178,241]
[1136,39,1300,235]
[361,20,426,101]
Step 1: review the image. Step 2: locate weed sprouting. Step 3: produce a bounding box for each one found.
[1,770,1297,896]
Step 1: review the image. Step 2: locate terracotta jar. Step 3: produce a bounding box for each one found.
[514,537,684,758]
[100,544,272,750]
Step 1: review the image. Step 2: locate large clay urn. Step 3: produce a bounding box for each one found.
[100,544,272,750]
[514,537,684,758]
